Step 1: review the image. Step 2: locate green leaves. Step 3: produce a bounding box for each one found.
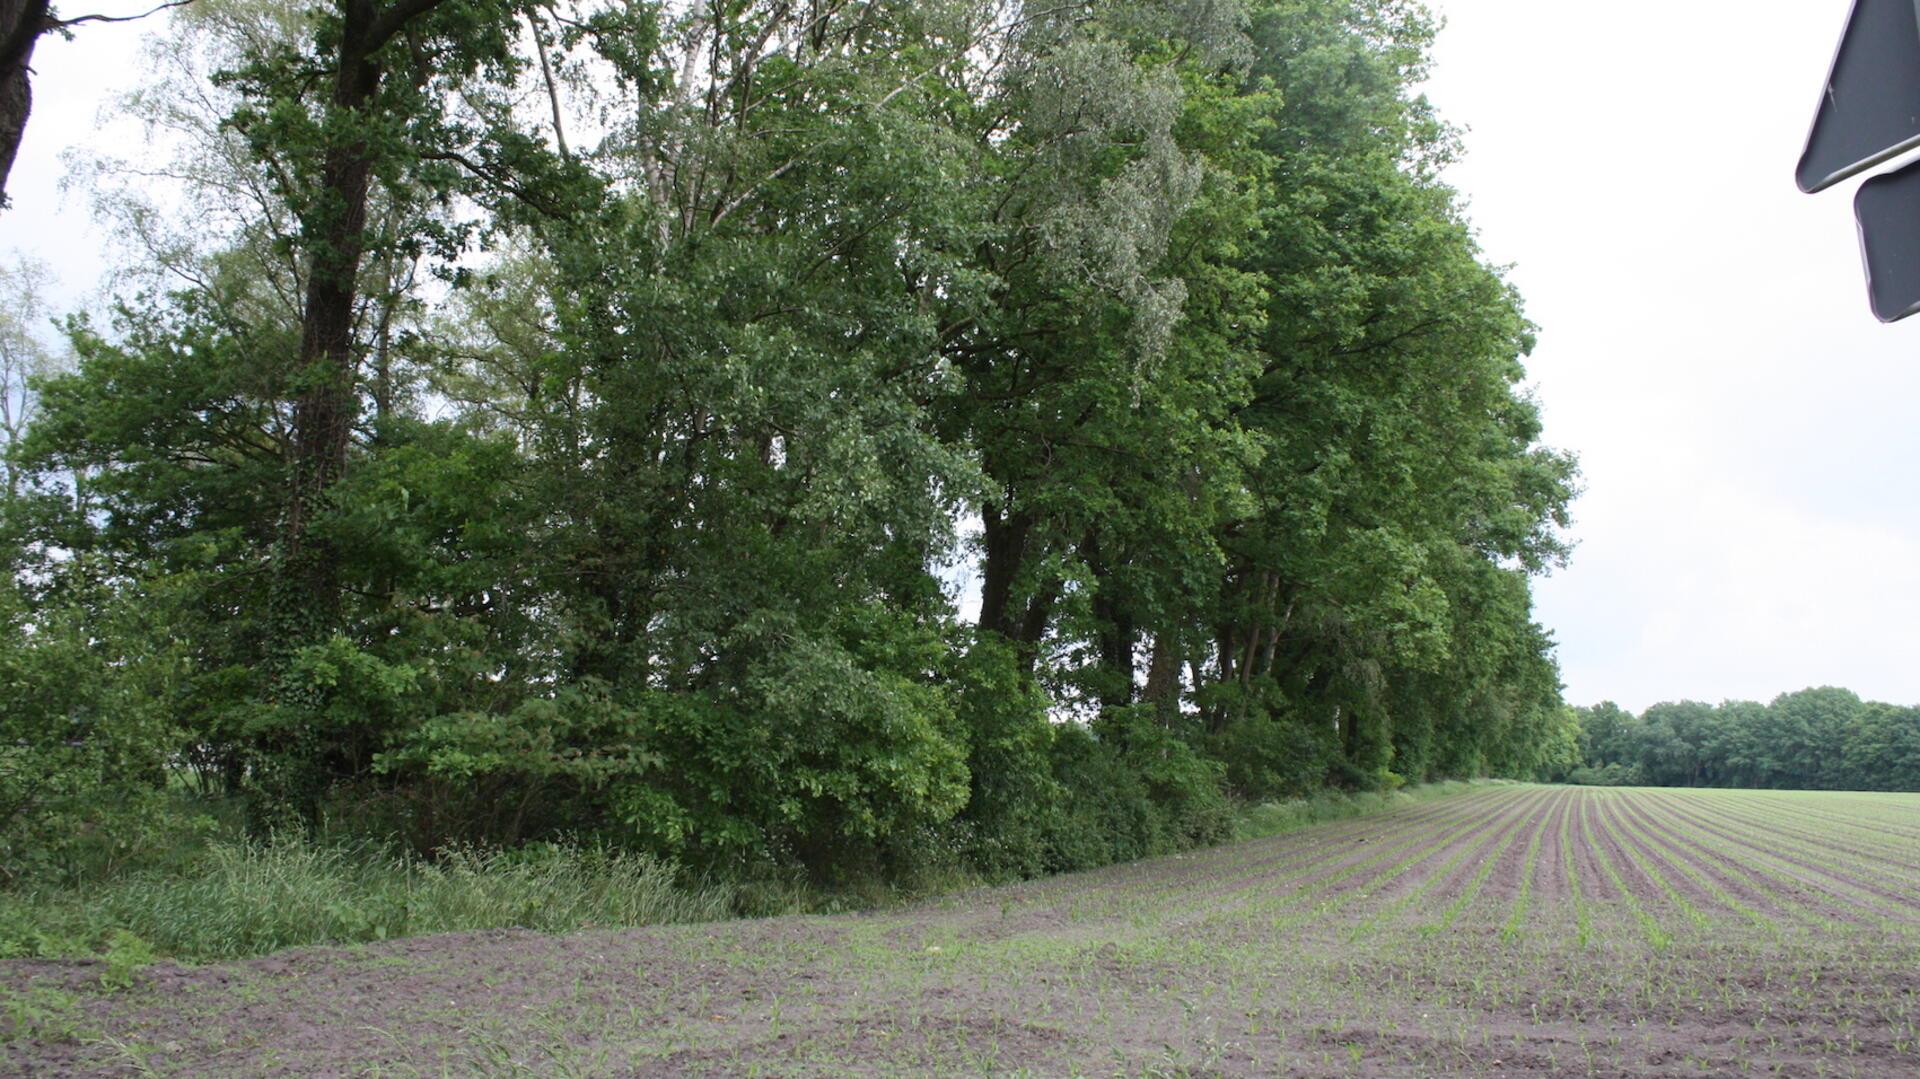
[4,0,1579,882]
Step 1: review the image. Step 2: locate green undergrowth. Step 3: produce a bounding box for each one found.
[1,779,1496,966]
[1232,778,1503,843]
[0,840,736,964]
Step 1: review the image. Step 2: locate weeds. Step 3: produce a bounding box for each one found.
[5,785,1918,1076]
[0,984,89,1045]
[97,930,155,991]
[1,839,733,962]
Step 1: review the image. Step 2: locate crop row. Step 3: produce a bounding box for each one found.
[1221,786,1920,951]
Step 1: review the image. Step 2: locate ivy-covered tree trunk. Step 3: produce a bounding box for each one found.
[285,14,377,618]
[282,0,449,622]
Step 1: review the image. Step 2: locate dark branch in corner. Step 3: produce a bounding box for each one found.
[47,0,192,32]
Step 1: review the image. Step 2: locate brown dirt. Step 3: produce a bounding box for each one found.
[1606,794,1806,922]
[1404,787,1544,918]
[7,786,1920,1077]
[1588,795,1708,914]
[1525,789,1576,901]
[949,793,1501,940]
[1474,788,1561,908]
[1368,787,1552,913]
[1635,791,1920,920]
[1659,790,1920,876]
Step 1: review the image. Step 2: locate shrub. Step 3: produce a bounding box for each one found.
[0,568,186,887]
[1046,709,1230,872]
[949,638,1067,879]
[1208,702,1338,800]
[1567,762,1641,787]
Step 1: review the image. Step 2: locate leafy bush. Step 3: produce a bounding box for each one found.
[0,568,188,887]
[373,609,975,877]
[98,930,156,991]
[1567,762,1641,787]
[949,638,1067,879]
[1046,709,1230,872]
[1208,700,1338,801]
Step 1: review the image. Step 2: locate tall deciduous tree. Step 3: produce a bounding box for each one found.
[8,0,1586,876]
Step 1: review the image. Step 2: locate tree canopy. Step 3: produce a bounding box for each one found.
[3,0,1576,884]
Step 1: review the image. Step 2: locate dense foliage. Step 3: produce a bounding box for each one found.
[2,0,1574,890]
[1556,689,1920,792]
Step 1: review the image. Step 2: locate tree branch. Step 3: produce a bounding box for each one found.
[367,0,449,54]
[526,6,570,160]
[47,0,191,32]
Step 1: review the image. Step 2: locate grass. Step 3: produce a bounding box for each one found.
[0,839,734,963]
[76,784,1920,1075]
[0,983,90,1046]
[2,780,1502,967]
[1231,779,1501,842]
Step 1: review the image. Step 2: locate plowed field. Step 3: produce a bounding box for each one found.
[8,785,1920,1076]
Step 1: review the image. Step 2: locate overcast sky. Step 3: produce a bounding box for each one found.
[7,0,1920,712]
[1421,0,1920,711]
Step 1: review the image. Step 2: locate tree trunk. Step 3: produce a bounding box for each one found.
[1086,532,1134,709]
[0,0,48,207]
[281,0,454,622]
[977,502,1031,641]
[282,3,385,618]
[1142,630,1182,725]
[1014,572,1061,676]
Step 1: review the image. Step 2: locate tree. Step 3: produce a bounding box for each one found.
[1562,689,1920,793]
[1845,703,1920,792]
[11,0,1584,880]
[1196,0,1574,793]
[215,0,529,630]
[0,254,60,502]
[0,0,54,203]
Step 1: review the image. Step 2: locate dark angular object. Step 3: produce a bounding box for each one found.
[1797,0,1920,194]
[1855,157,1920,320]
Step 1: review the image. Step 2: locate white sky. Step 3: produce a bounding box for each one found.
[4,11,143,305]
[7,1,1919,713]
[1423,0,1920,711]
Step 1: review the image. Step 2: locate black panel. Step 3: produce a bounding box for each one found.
[1854,157,1920,320]
[1797,0,1920,193]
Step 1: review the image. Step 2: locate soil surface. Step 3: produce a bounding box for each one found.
[7,785,1920,1077]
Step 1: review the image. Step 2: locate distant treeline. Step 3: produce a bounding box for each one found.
[1553,689,1920,792]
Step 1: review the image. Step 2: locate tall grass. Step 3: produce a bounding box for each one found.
[1,779,1501,964]
[0,839,734,962]
[1231,778,1501,842]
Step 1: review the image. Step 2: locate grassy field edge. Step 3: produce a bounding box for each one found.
[0,779,1506,966]
[1230,777,1511,843]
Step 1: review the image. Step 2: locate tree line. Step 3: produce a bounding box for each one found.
[1556,689,1920,792]
[0,0,1576,887]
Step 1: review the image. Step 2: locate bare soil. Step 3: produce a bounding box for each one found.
[7,786,1920,1077]
[1608,795,1808,924]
